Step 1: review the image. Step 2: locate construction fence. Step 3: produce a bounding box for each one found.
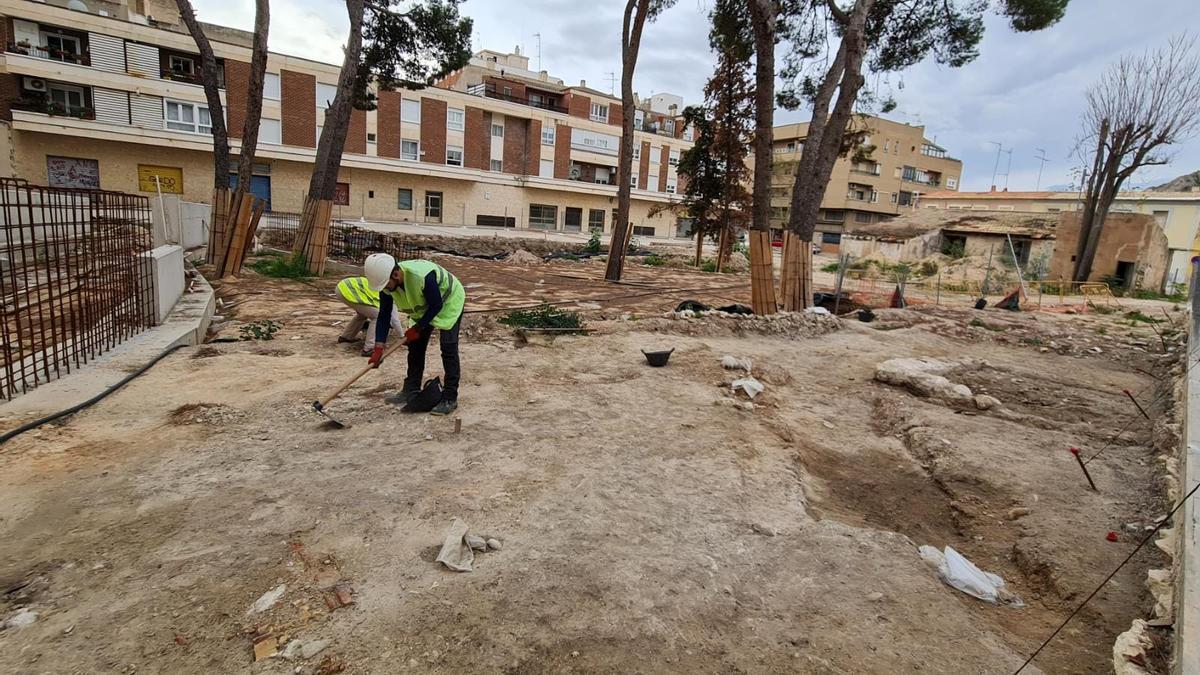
[0,178,155,399]
[821,272,1126,313]
[256,213,418,265]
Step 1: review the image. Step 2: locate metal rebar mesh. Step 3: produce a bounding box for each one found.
[0,177,154,399]
[255,213,418,265]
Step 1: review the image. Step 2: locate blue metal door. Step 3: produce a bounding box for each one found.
[229,174,272,210]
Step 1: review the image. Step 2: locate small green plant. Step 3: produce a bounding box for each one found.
[1097,326,1108,335]
[916,260,939,277]
[499,303,583,330]
[584,231,602,255]
[643,254,667,267]
[968,318,1006,332]
[1124,310,1163,324]
[239,319,281,341]
[1089,302,1116,315]
[250,252,312,279]
[821,261,841,273]
[732,241,749,256]
[700,259,718,273]
[1019,336,1045,346]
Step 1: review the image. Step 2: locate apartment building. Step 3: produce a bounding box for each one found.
[768,114,964,250]
[0,0,694,238]
[921,188,1200,289]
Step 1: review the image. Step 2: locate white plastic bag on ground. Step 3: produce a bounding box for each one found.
[721,355,752,372]
[731,377,764,400]
[919,544,1023,606]
[805,306,831,316]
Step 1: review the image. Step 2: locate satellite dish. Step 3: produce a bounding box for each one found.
[568,166,582,180]
[66,0,89,10]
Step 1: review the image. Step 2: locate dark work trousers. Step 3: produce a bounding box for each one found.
[404,313,462,401]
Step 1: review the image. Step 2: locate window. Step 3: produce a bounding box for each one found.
[634,108,645,129]
[666,179,677,194]
[401,99,421,123]
[594,167,611,185]
[49,84,86,116]
[529,204,557,230]
[43,32,81,62]
[630,173,638,188]
[855,211,871,223]
[169,54,195,75]
[632,145,641,160]
[669,149,680,166]
[883,140,890,153]
[447,107,464,131]
[425,191,442,219]
[367,132,377,143]
[539,159,554,178]
[897,191,914,207]
[316,83,338,108]
[683,126,693,142]
[258,118,281,145]
[401,139,419,161]
[820,210,845,223]
[334,182,350,206]
[164,99,211,134]
[822,232,843,244]
[490,159,503,172]
[397,188,413,210]
[648,174,658,191]
[1153,210,1170,226]
[633,226,655,237]
[446,146,463,166]
[503,86,512,96]
[541,126,556,145]
[589,102,608,122]
[588,208,605,232]
[263,73,280,100]
[946,178,958,189]
[491,123,504,137]
[649,147,659,164]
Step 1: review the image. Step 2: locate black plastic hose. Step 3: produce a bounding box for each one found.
[0,343,190,446]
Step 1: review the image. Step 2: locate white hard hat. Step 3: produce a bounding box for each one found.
[364,252,396,291]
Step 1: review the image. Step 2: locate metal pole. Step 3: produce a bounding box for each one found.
[936,269,941,305]
[153,176,167,242]
[833,253,848,315]
[1007,234,1029,299]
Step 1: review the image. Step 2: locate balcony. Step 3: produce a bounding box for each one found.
[7,43,90,67]
[469,83,568,114]
[12,98,95,120]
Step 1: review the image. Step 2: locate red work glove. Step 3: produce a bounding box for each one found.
[368,344,385,368]
[404,327,422,344]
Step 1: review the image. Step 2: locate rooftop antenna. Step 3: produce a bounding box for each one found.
[532,32,541,71]
[605,72,616,96]
[989,141,1003,189]
[1033,148,1049,191]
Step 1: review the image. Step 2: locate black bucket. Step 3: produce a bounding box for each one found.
[641,348,674,367]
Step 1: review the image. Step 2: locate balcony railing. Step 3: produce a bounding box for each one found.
[640,121,677,137]
[11,98,96,120]
[474,85,568,114]
[7,43,91,66]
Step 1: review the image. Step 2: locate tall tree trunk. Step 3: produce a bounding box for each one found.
[605,0,649,282]
[236,0,270,188]
[746,0,777,314]
[780,0,874,310]
[1073,118,1109,280]
[173,0,230,190]
[293,0,365,274]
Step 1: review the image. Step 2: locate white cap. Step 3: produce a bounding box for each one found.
[364,252,396,291]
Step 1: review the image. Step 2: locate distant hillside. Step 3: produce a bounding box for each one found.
[1150,171,1200,192]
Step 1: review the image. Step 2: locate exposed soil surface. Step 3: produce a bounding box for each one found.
[0,257,1180,674]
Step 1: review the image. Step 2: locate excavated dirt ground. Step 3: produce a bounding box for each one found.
[0,256,1183,674]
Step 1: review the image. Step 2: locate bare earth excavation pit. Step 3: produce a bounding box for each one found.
[0,259,1181,674]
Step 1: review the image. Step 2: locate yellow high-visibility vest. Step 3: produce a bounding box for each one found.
[336,276,381,307]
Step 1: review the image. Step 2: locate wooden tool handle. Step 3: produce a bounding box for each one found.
[316,342,407,408]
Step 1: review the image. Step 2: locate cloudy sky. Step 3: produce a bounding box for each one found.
[196,0,1200,192]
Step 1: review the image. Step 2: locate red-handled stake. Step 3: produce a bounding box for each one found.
[1122,389,1151,421]
[1070,447,1098,491]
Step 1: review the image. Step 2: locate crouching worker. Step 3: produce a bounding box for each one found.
[335,276,407,356]
[363,253,466,415]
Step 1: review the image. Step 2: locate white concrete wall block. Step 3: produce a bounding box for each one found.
[141,244,185,325]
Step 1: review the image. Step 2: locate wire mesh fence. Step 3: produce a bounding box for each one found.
[255,213,418,266]
[0,178,154,399]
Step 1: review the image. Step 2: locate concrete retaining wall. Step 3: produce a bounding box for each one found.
[1177,258,1200,674]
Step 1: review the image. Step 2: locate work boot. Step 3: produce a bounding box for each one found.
[360,347,374,357]
[337,336,357,344]
[430,399,458,416]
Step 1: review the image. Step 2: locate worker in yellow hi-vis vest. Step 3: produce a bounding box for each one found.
[335,276,406,357]
[363,253,466,416]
